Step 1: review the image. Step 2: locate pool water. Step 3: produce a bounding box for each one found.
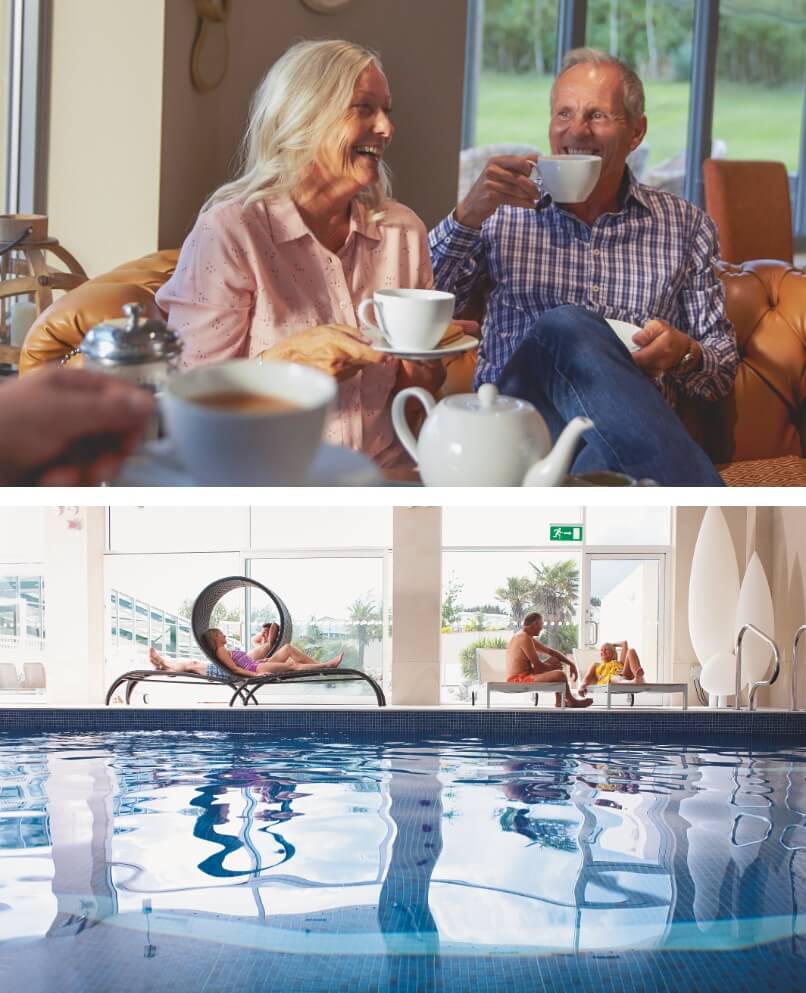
[0,732,804,992]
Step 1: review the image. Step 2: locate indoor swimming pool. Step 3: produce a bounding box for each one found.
[0,718,804,993]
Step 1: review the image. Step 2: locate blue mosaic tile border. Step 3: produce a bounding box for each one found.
[1,707,805,744]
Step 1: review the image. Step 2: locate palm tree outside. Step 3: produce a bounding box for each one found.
[347,593,383,670]
[494,576,533,630]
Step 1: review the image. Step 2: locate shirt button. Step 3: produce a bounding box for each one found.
[591,285,600,293]
[592,248,601,256]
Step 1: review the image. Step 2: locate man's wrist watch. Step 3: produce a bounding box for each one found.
[673,342,697,375]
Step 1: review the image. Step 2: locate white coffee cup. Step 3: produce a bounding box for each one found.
[535,154,602,203]
[357,288,455,352]
[161,359,336,484]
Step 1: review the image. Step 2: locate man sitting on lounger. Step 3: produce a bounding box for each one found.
[148,624,343,680]
[505,612,592,709]
[578,640,644,697]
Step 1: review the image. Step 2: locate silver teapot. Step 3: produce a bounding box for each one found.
[79,302,183,439]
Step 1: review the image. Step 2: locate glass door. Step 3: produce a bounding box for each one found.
[582,555,665,683]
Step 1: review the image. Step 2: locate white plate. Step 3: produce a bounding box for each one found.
[112,440,383,487]
[368,334,479,361]
[606,318,641,353]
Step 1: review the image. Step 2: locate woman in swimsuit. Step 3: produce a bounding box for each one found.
[148,623,342,679]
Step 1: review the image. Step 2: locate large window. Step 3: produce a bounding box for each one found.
[464,0,806,236]
[103,508,393,705]
[586,0,695,191]
[473,0,561,148]
[441,548,583,703]
[441,507,671,704]
[104,552,243,691]
[713,2,806,176]
[248,554,389,700]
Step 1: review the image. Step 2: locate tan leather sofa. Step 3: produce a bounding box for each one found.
[20,252,806,484]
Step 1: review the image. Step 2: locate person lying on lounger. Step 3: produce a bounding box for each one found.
[505,612,592,709]
[578,640,644,697]
[148,625,343,680]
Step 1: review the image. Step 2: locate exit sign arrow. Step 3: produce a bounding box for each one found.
[550,525,583,542]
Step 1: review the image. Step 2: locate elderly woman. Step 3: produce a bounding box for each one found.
[578,640,644,697]
[156,39,452,473]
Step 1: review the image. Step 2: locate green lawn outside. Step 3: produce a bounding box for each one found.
[476,72,803,171]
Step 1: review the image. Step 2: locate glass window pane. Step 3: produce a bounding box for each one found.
[586,0,695,193]
[474,0,560,146]
[440,549,582,703]
[249,556,387,691]
[250,508,392,550]
[588,557,661,679]
[713,3,805,176]
[462,1,560,200]
[443,507,582,547]
[104,552,242,682]
[108,509,248,553]
[585,508,671,546]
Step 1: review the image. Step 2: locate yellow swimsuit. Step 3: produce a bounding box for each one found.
[595,660,624,685]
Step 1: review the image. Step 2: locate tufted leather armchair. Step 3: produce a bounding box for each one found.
[19,251,806,481]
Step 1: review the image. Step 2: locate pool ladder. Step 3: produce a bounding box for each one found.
[734,623,780,711]
[792,623,806,712]
[734,622,806,711]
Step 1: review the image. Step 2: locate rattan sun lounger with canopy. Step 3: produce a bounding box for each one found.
[105,576,386,706]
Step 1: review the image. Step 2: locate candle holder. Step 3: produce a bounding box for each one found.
[0,214,88,366]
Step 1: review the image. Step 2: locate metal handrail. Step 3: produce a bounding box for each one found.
[792,624,806,712]
[735,623,781,711]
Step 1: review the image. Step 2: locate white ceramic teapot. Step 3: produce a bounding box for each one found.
[391,383,593,486]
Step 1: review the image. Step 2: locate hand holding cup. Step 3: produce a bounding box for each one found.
[455,155,539,229]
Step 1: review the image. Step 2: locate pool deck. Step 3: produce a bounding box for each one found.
[1,705,805,743]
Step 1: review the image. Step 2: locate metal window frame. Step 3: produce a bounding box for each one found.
[684,0,719,207]
[4,0,51,214]
[555,0,586,69]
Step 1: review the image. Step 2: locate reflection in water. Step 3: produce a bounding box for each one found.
[0,734,805,990]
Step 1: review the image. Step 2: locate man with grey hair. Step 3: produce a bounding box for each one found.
[429,49,737,485]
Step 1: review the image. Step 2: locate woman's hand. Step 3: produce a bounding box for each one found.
[259,324,389,382]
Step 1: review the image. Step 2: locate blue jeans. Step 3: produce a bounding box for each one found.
[495,305,724,486]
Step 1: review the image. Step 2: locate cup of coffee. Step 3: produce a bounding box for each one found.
[357,288,455,351]
[161,359,337,484]
[535,154,602,203]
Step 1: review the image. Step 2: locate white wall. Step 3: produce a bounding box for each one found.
[43,507,106,706]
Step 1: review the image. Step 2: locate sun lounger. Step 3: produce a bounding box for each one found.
[572,649,688,708]
[471,647,567,708]
[106,576,386,707]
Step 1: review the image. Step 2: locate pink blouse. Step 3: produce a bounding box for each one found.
[156,194,433,469]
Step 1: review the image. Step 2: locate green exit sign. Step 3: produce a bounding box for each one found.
[550,525,583,542]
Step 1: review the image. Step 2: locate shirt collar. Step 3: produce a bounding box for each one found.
[265,193,381,245]
[538,166,650,216]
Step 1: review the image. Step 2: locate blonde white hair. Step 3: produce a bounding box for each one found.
[203,39,392,214]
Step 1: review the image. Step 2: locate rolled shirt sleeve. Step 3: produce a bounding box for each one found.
[666,211,738,402]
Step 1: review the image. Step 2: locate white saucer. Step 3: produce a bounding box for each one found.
[368,334,479,361]
[605,318,641,353]
[113,439,383,487]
